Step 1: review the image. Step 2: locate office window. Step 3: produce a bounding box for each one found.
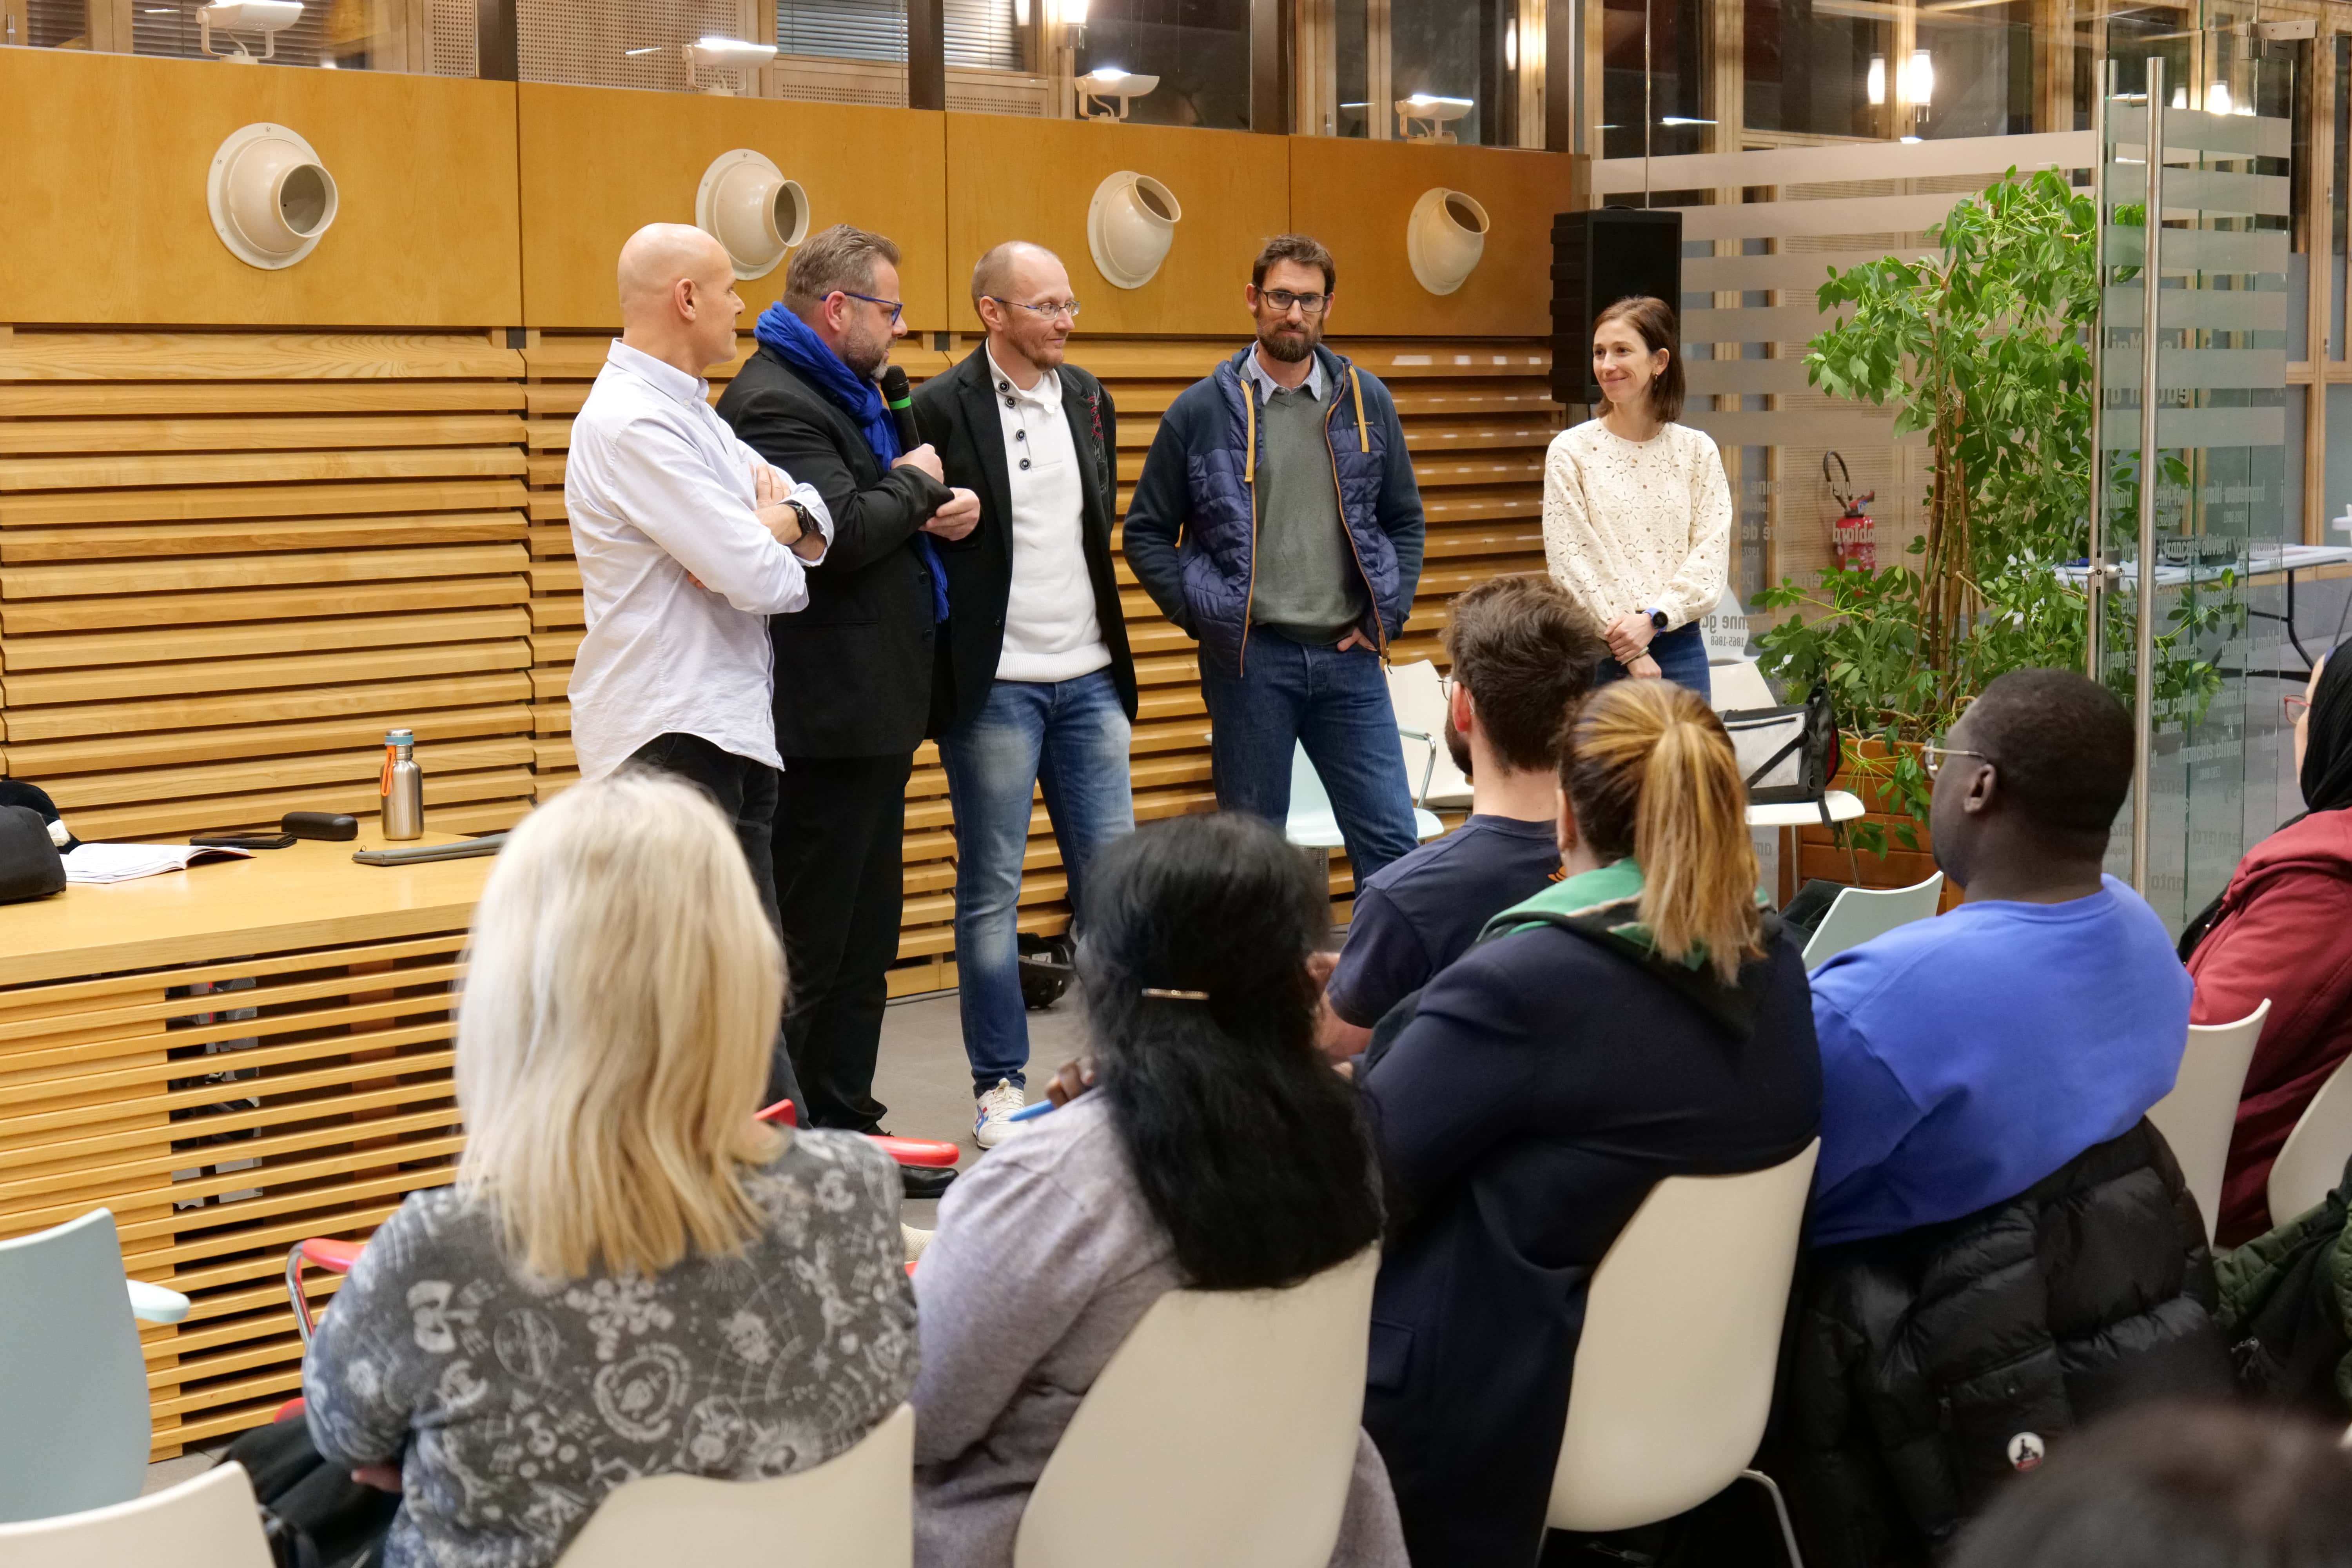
[1076,0,1252,130]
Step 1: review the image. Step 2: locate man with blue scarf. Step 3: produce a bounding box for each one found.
[717,225,979,1187]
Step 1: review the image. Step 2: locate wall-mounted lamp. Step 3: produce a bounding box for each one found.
[198,0,302,60]
[697,149,808,281]
[1396,94,1472,143]
[684,35,775,94]
[1866,54,1885,106]
[1898,49,1933,105]
[208,122,338,270]
[1077,66,1159,121]
[1504,18,1517,70]
[1088,170,1181,290]
[1407,188,1490,296]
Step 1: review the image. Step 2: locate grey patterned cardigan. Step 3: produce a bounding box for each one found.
[303,1129,917,1568]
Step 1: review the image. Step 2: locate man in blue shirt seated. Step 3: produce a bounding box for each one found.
[1808,667,2192,1247]
[1318,573,1606,1055]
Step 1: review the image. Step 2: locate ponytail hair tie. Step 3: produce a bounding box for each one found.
[1140,987,1212,1002]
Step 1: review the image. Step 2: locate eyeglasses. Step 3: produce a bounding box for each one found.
[838,290,904,325]
[988,296,1082,321]
[1257,288,1330,316]
[2286,693,2313,724]
[1920,743,1992,779]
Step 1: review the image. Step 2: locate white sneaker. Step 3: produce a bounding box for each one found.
[974,1078,1028,1149]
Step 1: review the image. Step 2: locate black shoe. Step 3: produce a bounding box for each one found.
[899,1163,958,1200]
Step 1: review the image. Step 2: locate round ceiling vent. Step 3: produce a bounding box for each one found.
[1087,170,1182,291]
[1407,187,1491,296]
[207,123,338,270]
[695,149,808,281]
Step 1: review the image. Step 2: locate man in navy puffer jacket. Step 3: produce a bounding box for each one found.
[1124,233,1427,882]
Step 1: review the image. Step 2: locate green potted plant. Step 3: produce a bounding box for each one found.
[1753,167,2232,861]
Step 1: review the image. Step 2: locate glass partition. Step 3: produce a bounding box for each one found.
[2096,40,2300,925]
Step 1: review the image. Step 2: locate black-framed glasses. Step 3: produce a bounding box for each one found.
[1920,743,1991,779]
[839,290,904,325]
[1257,287,1330,316]
[988,296,1082,321]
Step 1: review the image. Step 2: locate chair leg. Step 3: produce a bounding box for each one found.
[1739,1469,1806,1568]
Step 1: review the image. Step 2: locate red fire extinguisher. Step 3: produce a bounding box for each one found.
[1826,451,1876,573]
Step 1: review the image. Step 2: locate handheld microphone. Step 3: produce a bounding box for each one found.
[880,365,921,454]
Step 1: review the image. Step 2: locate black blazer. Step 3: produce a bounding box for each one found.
[715,345,954,759]
[909,346,1137,736]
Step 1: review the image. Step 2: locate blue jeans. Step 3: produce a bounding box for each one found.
[938,668,1134,1095]
[1592,622,1713,701]
[1199,631,1422,885]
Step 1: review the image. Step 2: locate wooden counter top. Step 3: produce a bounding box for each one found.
[0,829,496,990]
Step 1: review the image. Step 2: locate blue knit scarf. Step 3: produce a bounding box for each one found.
[753,300,945,621]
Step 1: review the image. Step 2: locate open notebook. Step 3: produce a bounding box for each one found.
[61,842,256,885]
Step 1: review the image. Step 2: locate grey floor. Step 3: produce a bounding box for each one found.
[146,987,1090,1491]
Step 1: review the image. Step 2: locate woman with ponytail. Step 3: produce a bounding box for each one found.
[1355,680,1821,1568]
[909,811,1406,1568]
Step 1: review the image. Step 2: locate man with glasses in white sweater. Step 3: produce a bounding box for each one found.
[913,241,1137,1148]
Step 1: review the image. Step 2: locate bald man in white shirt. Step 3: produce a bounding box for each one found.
[566,224,831,999]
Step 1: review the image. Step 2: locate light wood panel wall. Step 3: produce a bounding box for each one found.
[1287,137,1572,338]
[517,85,952,330]
[0,51,520,328]
[941,115,1294,337]
[517,332,1554,994]
[0,925,472,1455]
[0,330,541,840]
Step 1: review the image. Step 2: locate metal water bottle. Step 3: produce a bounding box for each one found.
[380,728,423,840]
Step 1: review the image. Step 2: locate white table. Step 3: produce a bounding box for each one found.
[1745,790,1866,829]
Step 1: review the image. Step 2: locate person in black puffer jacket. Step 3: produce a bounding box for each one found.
[1780,1118,2231,1568]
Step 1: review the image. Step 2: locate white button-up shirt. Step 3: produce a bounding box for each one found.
[987,348,1108,684]
[564,340,833,782]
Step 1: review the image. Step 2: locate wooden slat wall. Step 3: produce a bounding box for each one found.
[0,930,469,1452]
[519,332,1555,993]
[0,331,541,841]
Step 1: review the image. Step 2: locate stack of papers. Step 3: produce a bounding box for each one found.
[62,842,256,885]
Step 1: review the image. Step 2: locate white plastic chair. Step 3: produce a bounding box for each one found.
[2145,1000,2271,1243]
[1799,874,1946,969]
[2267,1047,2352,1228]
[0,1208,190,1523]
[0,1460,272,1566]
[1384,660,1472,809]
[555,1403,915,1568]
[1013,1247,1380,1568]
[1285,743,1443,852]
[1550,1142,1822,1564]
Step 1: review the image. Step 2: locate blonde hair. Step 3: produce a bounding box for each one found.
[1557,681,1764,983]
[455,771,784,1281]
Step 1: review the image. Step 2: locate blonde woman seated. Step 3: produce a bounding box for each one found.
[302,772,917,1568]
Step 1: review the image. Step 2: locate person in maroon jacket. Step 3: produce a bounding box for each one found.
[2187,648,2352,1245]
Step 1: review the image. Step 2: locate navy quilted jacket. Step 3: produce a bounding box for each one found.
[1122,345,1425,677]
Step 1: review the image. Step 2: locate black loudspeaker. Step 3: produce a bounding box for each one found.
[1550,208,1684,408]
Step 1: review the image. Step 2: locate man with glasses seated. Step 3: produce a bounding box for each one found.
[717,224,980,1194]
[909,241,1138,1148]
[1124,234,1428,886]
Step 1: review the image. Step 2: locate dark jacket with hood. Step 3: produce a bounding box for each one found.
[2187,649,2352,1246]
[1120,343,1425,678]
[1356,861,1821,1568]
[1779,1118,2234,1568]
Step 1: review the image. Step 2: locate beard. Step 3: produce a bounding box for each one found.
[1444,711,1474,783]
[842,322,891,380]
[1257,317,1321,364]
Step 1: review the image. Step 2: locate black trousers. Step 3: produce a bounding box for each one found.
[626,732,801,1110]
[773,751,912,1132]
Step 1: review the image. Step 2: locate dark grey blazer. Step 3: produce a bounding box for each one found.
[909,345,1137,736]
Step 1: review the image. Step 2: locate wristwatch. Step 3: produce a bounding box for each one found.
[1646,608,1670,631]
[782,499,817,546]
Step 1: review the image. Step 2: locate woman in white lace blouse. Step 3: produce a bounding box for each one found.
[302,772,916,1568]
[1542,296,1731,698]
